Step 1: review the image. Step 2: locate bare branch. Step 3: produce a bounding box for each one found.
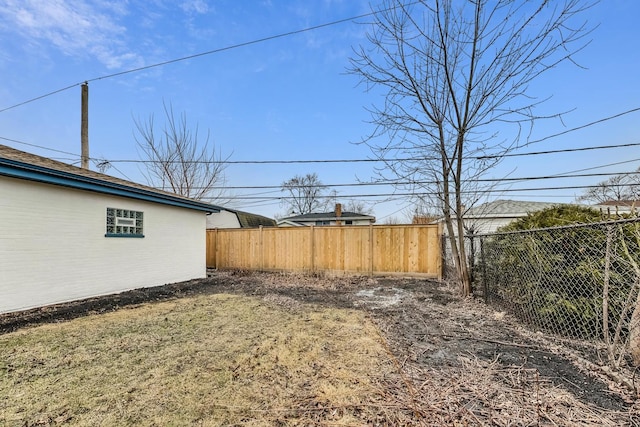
[281,173,329,215]
[349,0,596,295]
[133,101,228,202]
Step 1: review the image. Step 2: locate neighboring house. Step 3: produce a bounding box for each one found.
[207,208,276,229]
[277,204,375,227]
[0,144,222,314]
[461,199,639,234]
[460,199,562,234]
[412,215,439,225]
[439,199,564,266]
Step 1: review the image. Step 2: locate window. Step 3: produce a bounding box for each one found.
[345,220,353,225]
[315,220,331,226]
[106,208,144,237]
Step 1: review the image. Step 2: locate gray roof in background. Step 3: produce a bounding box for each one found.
[597,200,640,207]
[465,199,563,218]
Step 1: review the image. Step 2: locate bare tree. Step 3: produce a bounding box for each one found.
[134,102,227,201]
[322,189,340,212]
[281,173,328,215]
[343,200,373,215]
[383,216,402,225]
[406,203,440,224]
[350,0,594,296]
[578,169,640,204]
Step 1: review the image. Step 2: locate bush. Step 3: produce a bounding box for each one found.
[479,205,628,339]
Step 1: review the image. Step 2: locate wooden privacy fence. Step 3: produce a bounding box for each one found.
[206,224,442,278]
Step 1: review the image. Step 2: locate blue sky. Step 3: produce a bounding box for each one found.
[1,0,639,222]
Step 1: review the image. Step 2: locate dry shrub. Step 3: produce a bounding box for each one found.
[383,356,639,426]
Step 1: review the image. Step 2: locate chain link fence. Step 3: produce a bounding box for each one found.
[470,218,640,370]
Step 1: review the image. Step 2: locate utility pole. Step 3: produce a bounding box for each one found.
[81,82,89,169]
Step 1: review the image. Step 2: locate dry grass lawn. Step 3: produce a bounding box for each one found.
[0,293,398,426]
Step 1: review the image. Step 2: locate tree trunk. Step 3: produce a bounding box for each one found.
[456,224,472,297]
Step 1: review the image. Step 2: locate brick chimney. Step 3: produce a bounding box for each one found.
[335,203,342,226]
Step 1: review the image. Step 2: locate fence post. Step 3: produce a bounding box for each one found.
[602,223,613,363]
[468,231,476,293]
[310,225,315,273]
[437,222,444,280]
[369,224,374,276]
[480,237,488,303]
[259,225,264,272]
[214,228,219,270]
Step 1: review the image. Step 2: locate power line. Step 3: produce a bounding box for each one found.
[113,157,391,164]
[151,170,640,191]
[0,84,81,114]
[0,4,397,114]
[199,183,640,201]
[3,131,640,201]
[103,162,134,182]
[377,203,412,221]
[526,107,640,145]
[480,142,640,159]
[552,157,640,176]
[4,132,640,166]
[0,136,79,157]
[109,142,640,165]
[98,141,640,165]
[86,11,380,84]
[3,131,639,196]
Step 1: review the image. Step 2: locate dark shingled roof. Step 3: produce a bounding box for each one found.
[234,210,277,228]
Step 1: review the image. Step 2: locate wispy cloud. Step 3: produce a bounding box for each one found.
[0,0,143,70]
[181,0,209,15]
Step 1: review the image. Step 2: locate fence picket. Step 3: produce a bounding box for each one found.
[206,224,441,277]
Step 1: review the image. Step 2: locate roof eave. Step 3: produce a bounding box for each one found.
[0,158,221,213]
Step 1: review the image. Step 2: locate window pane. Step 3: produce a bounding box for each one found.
[107,208,144,236]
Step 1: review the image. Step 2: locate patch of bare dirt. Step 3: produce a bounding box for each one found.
[2,270,639,425]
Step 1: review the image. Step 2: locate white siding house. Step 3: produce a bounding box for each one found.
[207,208,241,228]
[461,199,562,234]
[277,204,375,227]
[0,145,221,314]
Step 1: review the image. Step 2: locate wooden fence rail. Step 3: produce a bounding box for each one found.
[206,224,442,278]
